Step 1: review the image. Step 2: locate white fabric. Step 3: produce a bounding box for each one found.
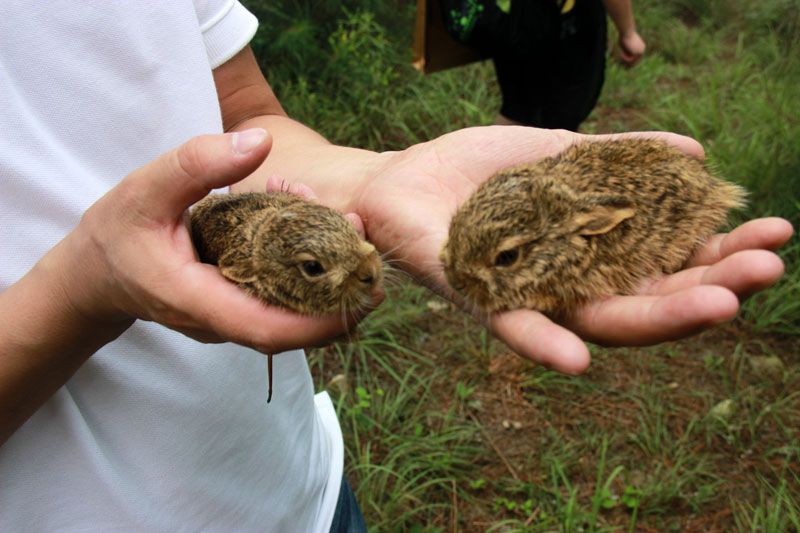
[0,1,343,531]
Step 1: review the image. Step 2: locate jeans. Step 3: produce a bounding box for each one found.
[329,476,367,533]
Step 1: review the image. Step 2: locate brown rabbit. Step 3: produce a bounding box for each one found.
[441,139,746,315]
[190,192,382,317]
[190,191,382,403]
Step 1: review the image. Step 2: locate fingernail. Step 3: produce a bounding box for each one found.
[231,128,267,154]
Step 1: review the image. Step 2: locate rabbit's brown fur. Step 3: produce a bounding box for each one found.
[441,139,746,315]
[190,192,382,316]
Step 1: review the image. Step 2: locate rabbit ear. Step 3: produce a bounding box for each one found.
[572,205,635,236]
[218,249,258,283]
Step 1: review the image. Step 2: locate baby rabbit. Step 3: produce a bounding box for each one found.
[441,139,746,315]
[190,191,382,403]
[190,192,382,317]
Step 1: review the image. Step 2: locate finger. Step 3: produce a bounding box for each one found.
[267,179,366,238]
[647,250,785,299]
[265,174,287,193]
[568,285,739,346]
[441,127,704,189]
[490,309,591,374]
[686,217,794,267]
[128,129,272,217]
[174,263,358,353]
[288,183,319,201]
[582,131,705,160]
[626,56,642,68]
[343,213,366,238]
[703,250,785,299]
[265,175,319,202]
[618,48,636,65]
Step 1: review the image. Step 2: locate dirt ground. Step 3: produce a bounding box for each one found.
[424,305,800,531]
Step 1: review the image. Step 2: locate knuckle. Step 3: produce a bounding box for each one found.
[140,288,194,328]
[252,338,280,355]
[164,312,200,336]
[175,136,211,180]
[250,328,302,355]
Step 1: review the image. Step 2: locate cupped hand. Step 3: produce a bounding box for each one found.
[618,30,646,67]
[356,126,793,373]
[59,129,362,354]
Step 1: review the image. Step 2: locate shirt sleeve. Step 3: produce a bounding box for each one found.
[194,0,259,69]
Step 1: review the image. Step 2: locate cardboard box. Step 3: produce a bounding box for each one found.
[412,0,489,74]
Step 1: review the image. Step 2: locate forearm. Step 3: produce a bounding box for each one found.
[228,115,386,214]
[602,0,636,36]
[0,235,131,444]
[214,46,387,214]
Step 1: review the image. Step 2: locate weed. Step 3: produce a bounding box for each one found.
[733,472,800,532]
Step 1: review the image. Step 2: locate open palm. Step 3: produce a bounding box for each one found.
[356,126,792,373]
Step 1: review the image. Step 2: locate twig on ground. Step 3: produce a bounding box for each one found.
[468,413,521,481]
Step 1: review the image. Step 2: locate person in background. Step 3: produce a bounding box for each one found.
[443,0,647,130]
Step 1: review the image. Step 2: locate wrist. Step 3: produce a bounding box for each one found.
[38,227,134,328]
[345,148,398,214]
[0,233,132,445]
[227,115,388,214]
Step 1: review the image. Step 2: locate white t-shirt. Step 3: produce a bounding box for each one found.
[0,2,343,531]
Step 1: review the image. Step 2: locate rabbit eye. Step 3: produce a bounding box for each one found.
[493,248,520,267]
[301,260,326,277]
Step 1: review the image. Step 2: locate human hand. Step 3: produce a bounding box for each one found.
[356,126,792,373]
[618,30,646,67]
[54,129,365,353]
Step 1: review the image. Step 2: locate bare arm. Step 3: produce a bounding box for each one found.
[602,0,646,66]
[1,45,391,445]
[212,46,791,374]
[0,237,132,444]
[602,0,636,35]
[217,47,386,214]
[0,128,355,445]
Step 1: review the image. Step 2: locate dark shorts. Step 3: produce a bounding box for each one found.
[493,0,607,130]
[328,476,367,533]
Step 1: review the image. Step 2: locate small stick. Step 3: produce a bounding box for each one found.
[523,507,541,526]
[451,479,458,533]
[267,354,274,403]
[468,413,521,481]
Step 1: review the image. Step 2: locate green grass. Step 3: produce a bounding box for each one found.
[308,284,485,529]
[598,0,800,222]
[741,237,800,335]
[734,473,800,532]
[245,1,499,149]
[242,0,800,529]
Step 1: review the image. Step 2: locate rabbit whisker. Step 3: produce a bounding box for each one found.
[381,267,414,287]
[377,237,413,261]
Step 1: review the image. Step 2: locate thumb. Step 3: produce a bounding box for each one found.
[127,128,272,217]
